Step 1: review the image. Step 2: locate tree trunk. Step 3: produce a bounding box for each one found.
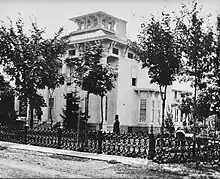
[49,106,53,129]
[48,89,55,129]
[27,99,34,128]
[217,113,220,131]
[99,96,104,131]
[76,106,81,147]
[29,103,34,128]
[159,85,167,135]
[85,92,90,124]
[161,98,166,134]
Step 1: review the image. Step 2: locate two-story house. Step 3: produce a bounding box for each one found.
[15,11,192,133]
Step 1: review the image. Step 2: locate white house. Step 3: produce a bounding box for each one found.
[15,11,192,133]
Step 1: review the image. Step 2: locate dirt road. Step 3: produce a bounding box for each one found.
[0,146,184,178]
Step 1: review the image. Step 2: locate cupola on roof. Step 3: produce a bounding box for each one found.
[69,11,127,40]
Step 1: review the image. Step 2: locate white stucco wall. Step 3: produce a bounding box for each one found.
[116,57,140,126]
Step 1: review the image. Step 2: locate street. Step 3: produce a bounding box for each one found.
[0,146,182,178]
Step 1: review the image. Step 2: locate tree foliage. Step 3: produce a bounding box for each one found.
[0,18,68,128]
[60,88,87,131]
[178,92,193,118]
[0,74,16,126]
[138,13,182,87]
[195,91,212,122]
[133,11,182,133]
[177,2,214,90]
[66,41,117,130]
[201,15,220,129]
[179,91,212,128]
[164,112,175,134]
[175,2,215,135]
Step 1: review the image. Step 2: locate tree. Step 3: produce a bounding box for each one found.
[164,111,175,134]
[66,41,117,130]
[176,2,214,151]
[0,18,67,128]
[0,74,16,126]
[60,87,87,131]
[178,92,193,126]
[177,2,214,90]
[66,41,103,125]
[195,91,211,123]
[84,62,117,130]
[41,29,67,128]
[205,15,220,130]
[179,91,211,129]
[134,12,182,134]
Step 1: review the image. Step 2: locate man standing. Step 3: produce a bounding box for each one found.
[113,115,120,134]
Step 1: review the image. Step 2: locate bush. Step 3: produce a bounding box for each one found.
[164,112,175,134]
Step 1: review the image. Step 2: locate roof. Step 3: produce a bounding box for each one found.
[134,87,160,92]
[69,11,127,23]
[68,29,127,45]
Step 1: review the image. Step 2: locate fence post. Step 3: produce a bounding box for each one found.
[148,124,155,160]
[97,130,103,154]
[57,126,62,149]
[24,124,28,144]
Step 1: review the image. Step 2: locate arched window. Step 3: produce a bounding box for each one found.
[93,17,98,27]
[108,21,112,30]
[81,22,85,30]
[102,19,106,28]
[87,20,91,28]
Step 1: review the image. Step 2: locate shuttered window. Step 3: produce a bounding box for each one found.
[139,99,147,122]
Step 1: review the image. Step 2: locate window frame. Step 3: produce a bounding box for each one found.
[139,99,147,123]
[132,78,137,86]
[128,52,134,59]
[152,100,155,123]
[112,47,119,55]
[69,49,76,56]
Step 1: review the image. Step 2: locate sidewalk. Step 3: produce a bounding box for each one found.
[0,141,147,166]
[1,141,220,179]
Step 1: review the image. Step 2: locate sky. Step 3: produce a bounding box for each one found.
[0,0,220,41]
[0,0,219,89]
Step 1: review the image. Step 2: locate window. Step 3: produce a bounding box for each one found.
[180,111,183,122]
[174,108,178,122]
[48,97,55,120]
[69,49,76,56]
[102,19,106,27]
[139,99,147,122]
[105,96,108,121]
[66,76,72,86]
[19,98,27,116]
[174,91,177,99]
[66,94,72,118]
[108,22,112,30]
[87,20,91,28]
[94,18,98,27]
[128,52,134,59]
[132,78,137,86]
[152,100,155,123]
[157,101,161,124]
[112,48,119,55]
[177,109,179,122]
[67,82,71,86]
[81,22,85,30]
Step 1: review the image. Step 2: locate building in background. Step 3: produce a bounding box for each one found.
[15,11,192,133]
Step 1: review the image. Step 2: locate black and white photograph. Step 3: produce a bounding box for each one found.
[0,0,220,178]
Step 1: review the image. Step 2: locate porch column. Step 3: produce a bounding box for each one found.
[60,56,68,126]
[102,96,107,131]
